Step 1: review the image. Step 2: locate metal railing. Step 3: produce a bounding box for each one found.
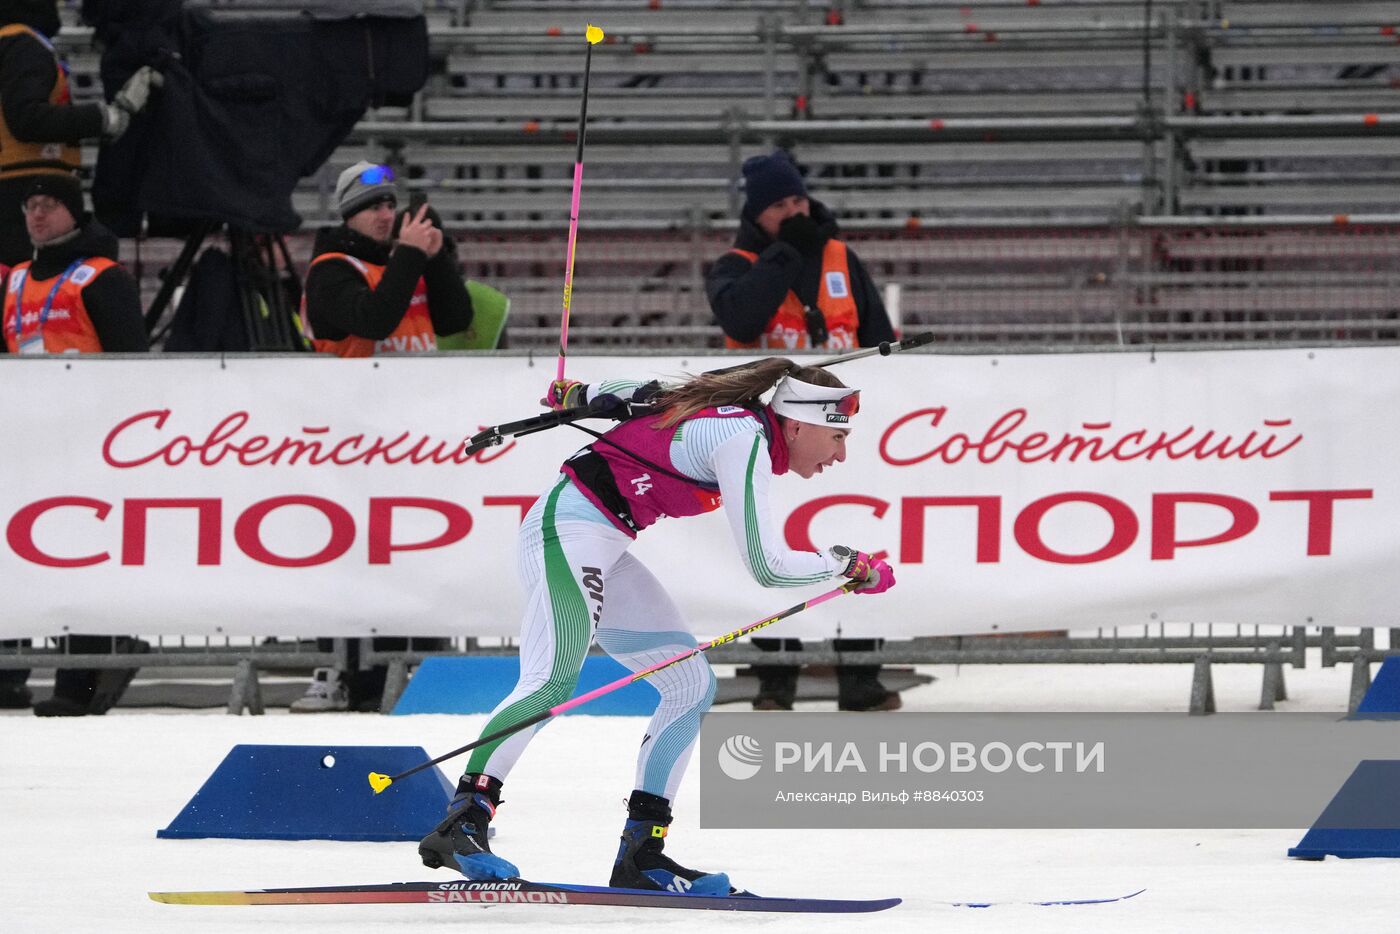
[6,625,1386,715]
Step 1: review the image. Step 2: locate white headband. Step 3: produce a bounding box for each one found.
[769,375,860,428]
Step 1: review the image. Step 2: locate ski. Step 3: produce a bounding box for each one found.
[943,888,1146,908]
[149,879,901,913]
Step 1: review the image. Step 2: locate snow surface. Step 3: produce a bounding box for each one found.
[2,655,1396,934]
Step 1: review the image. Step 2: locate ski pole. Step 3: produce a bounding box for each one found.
[696,332,935,382]
[810,331,936,369]
[556,23,605,386]
[368,579,859,794]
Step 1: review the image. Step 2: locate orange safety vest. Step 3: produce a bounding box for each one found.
[724,239,860,351]
[0,24,82,180]
[3,257,116,354]
[299,252,435,357]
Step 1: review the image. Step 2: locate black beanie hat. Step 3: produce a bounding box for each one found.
[741,150,807,219]
[22,173,84,221]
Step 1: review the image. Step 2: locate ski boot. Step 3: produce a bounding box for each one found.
[610,790,730,895]
[418,773,519,880]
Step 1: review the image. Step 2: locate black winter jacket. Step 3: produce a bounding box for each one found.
[302,222,472,343]
[705,199,894,347]
[0,6,105,148]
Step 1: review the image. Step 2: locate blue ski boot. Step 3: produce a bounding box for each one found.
[418,774,519,880]
[610,790,730,895]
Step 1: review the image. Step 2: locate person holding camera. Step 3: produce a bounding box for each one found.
[704,148,900,713]
[299,160,472,358]
[294,161,472,711]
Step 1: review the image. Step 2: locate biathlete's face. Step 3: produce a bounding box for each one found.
[783,418,849,479]
[755,194,810,240]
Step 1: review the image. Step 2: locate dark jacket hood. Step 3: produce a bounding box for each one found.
[732,198,840,252]
[30,219,121,279]
[313,223,392,265]
[0,1,61,37]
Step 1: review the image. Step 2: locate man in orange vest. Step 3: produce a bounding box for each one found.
[300,160,473,357]
[1,170,148,715]
[0,2,160,265]
[295,161,469,710]
[706,148,895,352]
[3,173,146,355]
[706,149,900,712]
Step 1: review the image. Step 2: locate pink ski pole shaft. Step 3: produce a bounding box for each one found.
[556,25,605,384]
[369,580,858,793]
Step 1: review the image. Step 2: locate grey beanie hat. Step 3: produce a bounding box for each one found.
[335,161,398,219]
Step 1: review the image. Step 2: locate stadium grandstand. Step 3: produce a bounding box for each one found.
[49,0,1400,351]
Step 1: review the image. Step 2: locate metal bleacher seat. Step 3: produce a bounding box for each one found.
[424,93,775,121]
[811,91,1146,120]
[1215,1,1398,28]
[1196,86,1400,115]
[1178,5,1400,217]
[458,5,775,33]
[442,46,784,80]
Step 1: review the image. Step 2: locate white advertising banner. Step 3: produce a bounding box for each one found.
[0,348,1393,639]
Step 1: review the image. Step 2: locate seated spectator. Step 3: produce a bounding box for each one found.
[1,171,149,716]
[293,161,472,711]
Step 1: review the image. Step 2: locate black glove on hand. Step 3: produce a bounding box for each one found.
[587,393,627,418]
[776,213,825,257]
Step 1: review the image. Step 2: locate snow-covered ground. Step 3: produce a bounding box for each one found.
[2,655,1396,934]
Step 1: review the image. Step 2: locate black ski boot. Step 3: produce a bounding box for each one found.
[610,790,730,895]
[418,773,519,880]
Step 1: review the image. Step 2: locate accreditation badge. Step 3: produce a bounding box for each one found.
[825,271,849,298]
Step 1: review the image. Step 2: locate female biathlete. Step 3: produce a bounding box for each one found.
[418,357,896,894]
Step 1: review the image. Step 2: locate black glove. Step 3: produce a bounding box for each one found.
[587,393,628,418]
[776,213,825,257]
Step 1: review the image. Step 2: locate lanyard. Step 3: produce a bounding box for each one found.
[11,259,84,345]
